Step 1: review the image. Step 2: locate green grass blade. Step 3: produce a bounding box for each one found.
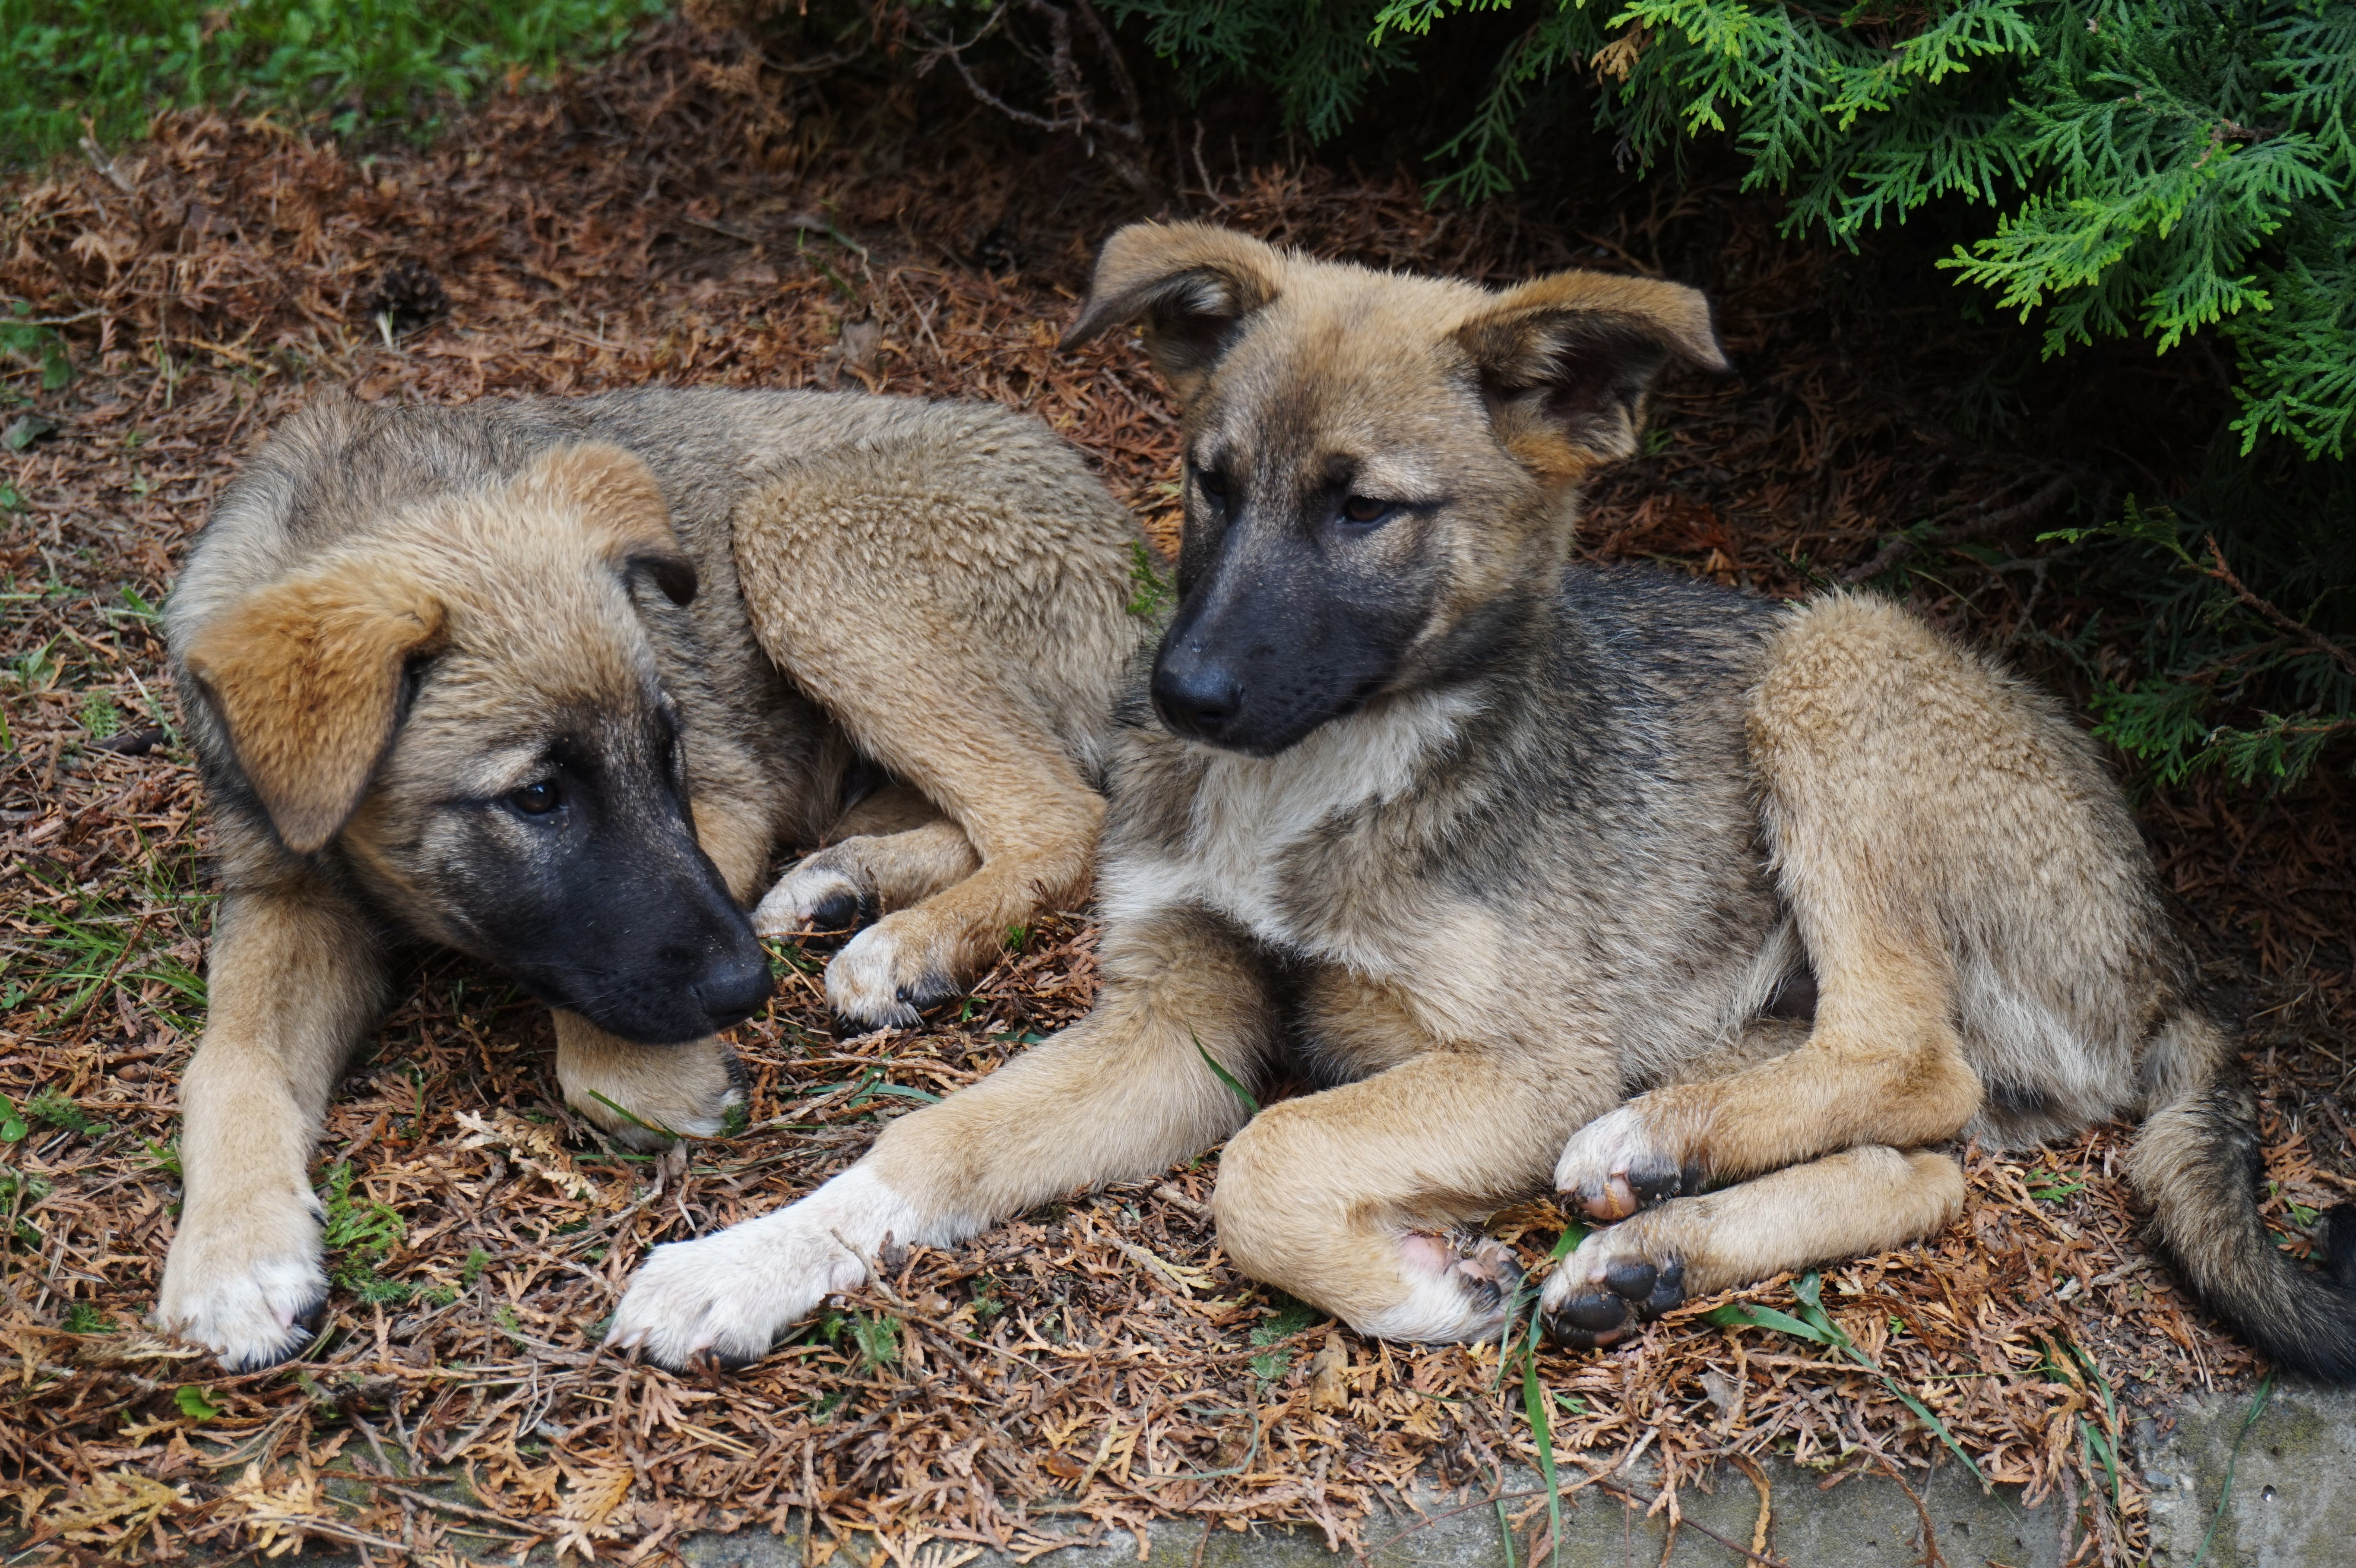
[1522,1356,1563,1568]
[587,1090,684,1141]
[1702,1302,1830,1342]
[1710,1275,1988,1486]
[1193,1033,1260,1116]
[2191,1373,2274,1568]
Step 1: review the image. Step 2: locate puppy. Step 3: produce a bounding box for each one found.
[605,230,2356,1380]
[158,387,1147,1368]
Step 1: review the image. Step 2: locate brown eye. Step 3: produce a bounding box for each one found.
[1195,466,1227,503]
[510,780,561,816]
[1341,495,1390,525]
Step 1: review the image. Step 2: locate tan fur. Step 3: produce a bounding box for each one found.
[183,563,447,854]
[158,389,1146,1369]
[609,229,2356,1380]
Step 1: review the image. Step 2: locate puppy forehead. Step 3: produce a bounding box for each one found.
[1201,267,1493,477]
[400,663,661,794]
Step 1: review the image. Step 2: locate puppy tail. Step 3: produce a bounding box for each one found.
[2130,1008,2356,1383]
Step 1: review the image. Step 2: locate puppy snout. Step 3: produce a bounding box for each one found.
[691,942,773,1028]
[1152,652,1245,742]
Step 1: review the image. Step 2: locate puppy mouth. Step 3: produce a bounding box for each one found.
[509,968,754,1045]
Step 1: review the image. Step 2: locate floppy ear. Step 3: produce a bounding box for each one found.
[1061,222,1283,403]
[521,442,698,607]
[183,562,446,855]
[1452,271,1728,485]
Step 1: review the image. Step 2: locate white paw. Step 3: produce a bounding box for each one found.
[155,1198,328,1371]
[1352,1233,1523,1342]
[823,916,960,1031]
[752,857,865,937]
[607,1167,927,1369]
[1554,1103,1691,1222]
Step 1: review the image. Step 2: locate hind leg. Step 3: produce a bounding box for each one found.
[753,783,981,936]
[1214,1050,1609,1341]
[741,648,1102,1031]
[1540,1145,1964,1346]
[1557,601,2028,1214]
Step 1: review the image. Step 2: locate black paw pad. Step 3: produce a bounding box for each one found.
[805,888,874,932]
[1543,1290,1631,1349]
[895,970,963,1011]
[1623,1158,1700,1210]
[1634,1258,1685,1320]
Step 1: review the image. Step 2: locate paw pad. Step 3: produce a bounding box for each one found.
[1543,1256,1685,1349]
[1575,1157,1701,1223]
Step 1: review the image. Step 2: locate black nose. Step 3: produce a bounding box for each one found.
[692,942,773,1028]
[1152,654,1245,742]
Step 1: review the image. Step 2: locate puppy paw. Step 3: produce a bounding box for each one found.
[824,914,962,1033]
[1554,1103,1699,1223]
[1353,1232,1523,1342]
[1539,1216,1690,1350]
[563,1038,747,1151]
[753,849,875,937]
[155,1196,328,1371]
[608,1167,919,1370]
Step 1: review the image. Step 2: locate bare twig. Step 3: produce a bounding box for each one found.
[2202,534,2356,680]
[1844,472,2081,584]
[908,0,1153,191]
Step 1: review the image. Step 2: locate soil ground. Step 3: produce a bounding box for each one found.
[3,16,2351,1566]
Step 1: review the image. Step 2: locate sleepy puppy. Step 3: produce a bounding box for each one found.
[159,387,1146,1368]
[605,229,2356,1381]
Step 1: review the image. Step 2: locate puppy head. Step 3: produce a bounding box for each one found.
[1068,222,1726,755]
[185,441,768,1044]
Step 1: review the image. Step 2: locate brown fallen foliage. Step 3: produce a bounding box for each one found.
[2,16,2349,1568]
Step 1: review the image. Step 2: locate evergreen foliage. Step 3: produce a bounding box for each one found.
[1105,0,2356,782]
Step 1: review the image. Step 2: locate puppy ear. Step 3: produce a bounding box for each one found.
[522,442,698,606]
[184,562,446,855]
[1453,271,1727,484]
[1062,222,1283,402]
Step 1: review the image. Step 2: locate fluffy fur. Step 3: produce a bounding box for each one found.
[160,388,1146,1369]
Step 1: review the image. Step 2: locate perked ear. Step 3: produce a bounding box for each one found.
[521,443,699,607]
[184,561,446,855]
[1453,271,1728,485]
[1061,221,1284,403]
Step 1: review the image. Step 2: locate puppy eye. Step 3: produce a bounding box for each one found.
[1340,495,1391,525]
[509,780,562,816]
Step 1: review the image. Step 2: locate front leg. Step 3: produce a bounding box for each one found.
[156,876,386,1369]
[555,1014,747,1149]
[607,907,1277,1368]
